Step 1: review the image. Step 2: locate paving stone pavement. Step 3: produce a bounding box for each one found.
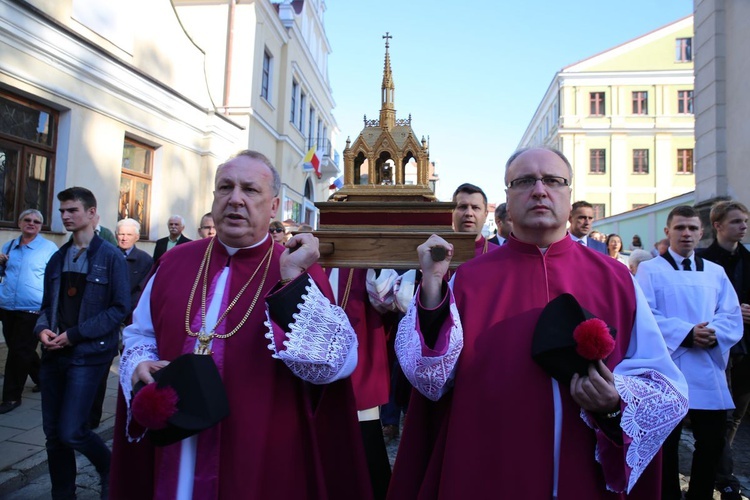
[1,332,749,498]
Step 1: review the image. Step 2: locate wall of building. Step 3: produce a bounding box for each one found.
[0,0,241,249]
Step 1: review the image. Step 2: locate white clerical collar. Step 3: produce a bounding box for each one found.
[218,234,269,256]
[667,247,694,270]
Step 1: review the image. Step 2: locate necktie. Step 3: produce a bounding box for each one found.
[681,258,691,271]
[578,240,585,246]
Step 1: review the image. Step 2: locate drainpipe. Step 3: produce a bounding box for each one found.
[223,0,236,112]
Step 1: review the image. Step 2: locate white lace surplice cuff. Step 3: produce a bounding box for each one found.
[119,341,160,442]
[265,279,358,385]
[395,291,463,402]
[580,370,689,493]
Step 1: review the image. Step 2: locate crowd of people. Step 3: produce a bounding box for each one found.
[0,146,748,499]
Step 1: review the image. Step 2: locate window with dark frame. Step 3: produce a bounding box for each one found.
[119,138,153,239]
[290,80,298,124]
[0,90,57,228]
[261,50,271,101]
[676,38,692,62]
[632,91,648,115]
[299,92,306,133]
[677,148,694,174]
[633,149,649,174]
[592,204,606,220]
[589,149,606,174]
[677,90,693,114]
[308,106,314,148]
[589,92,605,116]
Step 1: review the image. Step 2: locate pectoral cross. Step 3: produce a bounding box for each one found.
[194,331,214,355]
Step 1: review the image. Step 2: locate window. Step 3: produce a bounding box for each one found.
[261,50,272,101]
[592,204,606,220]
[633,149,648,174]
[316,119,323,149]
[589,149,606,174]
[308,106,314,148]
[633,149,649,174]
[119,138,153,238]
[290,80,298,124]
[676,38,692,62]
[677,149,694,174]
[677,90,693,114]
[0,90,57,227]
[299,92,306,133]
[632,91,648,115]
[589,92,605,116]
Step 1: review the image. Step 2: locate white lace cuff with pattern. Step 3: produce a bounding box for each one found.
[265,280,358,385]
[119,341,160,442]
[581,369,689,493]
[395,293,463,402]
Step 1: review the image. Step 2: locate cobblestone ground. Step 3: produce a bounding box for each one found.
[3,419,749,498]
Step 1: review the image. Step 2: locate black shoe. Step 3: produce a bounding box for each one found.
[0,401,21,414]
[31,384,41,393]
[719,485,742,500]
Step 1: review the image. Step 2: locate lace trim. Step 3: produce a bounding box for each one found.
[119,342,159,442]
[580,370,689,493]
[265,280,357,384]
[395,293,464,401]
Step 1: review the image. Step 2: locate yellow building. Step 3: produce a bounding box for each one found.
[518,16,695,219]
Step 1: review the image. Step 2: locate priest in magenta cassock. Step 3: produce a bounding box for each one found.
[388,147,689,499]
[109,150,371,499]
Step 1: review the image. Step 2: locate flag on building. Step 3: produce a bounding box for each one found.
[302,145,321,179]
[329,176,343,190]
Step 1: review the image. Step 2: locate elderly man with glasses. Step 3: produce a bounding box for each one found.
[389,147,689,499]
[0,210,58,414]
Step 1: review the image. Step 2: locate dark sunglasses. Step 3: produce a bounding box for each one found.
[269,228,285,234]
[22,218,42,225]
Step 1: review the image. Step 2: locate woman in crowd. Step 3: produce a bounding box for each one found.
[606,233,629,266]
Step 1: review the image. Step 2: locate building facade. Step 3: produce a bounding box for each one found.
[518,16,695,220]
[0,0,243,248]
[173,0,340,228]
[1,0,338,249]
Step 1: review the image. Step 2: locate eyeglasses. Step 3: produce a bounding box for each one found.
[22,218,42,225]
[507,176,570,190]
[269,228,285,234]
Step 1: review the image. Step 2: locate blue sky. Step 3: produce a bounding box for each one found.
[325,0,693,206]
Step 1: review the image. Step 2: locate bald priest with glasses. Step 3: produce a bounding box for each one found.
[388,147,689,499]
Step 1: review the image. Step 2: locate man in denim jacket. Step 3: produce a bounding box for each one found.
[34,187,129,500]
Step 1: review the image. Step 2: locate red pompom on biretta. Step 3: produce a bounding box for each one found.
[573,318,616,361]
[131,382,179,430]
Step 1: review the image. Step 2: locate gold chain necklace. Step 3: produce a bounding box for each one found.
[185,238,274,355]
[339,268,354,310]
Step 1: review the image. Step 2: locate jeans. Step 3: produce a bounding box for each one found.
[1,310,41,402]
[40,354,112,500]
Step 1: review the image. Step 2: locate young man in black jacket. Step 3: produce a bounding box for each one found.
[698,200,750,500]
[35,187,129,499]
